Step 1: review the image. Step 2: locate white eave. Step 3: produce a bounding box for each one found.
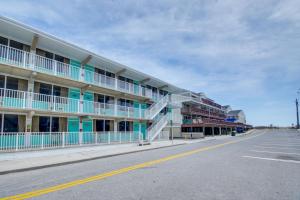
[0,16,186,94]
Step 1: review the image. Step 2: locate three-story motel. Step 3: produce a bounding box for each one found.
[0,17,249,151]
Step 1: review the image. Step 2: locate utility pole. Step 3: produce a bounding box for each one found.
[296,98,299,129]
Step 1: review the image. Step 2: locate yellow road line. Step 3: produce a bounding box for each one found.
[0,133,262,200]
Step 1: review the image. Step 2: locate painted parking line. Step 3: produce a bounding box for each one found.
[254,146,300,151]
[250,150,300,156]
[242,155,300,164]
[0,133,263,200]
[260,144,300,147]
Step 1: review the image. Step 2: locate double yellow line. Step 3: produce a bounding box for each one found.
[1,134,260,200]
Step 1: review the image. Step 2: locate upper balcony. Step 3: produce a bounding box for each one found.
[181,107,226,120]
[0,88,148,120]
[0,44,162,102]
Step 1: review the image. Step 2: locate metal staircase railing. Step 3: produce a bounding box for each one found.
[145,94,169,120]
[147,114,169,142]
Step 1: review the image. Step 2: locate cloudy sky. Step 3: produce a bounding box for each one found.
[1,0,299,126]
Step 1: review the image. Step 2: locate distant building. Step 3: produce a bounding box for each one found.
[226,110,246,124]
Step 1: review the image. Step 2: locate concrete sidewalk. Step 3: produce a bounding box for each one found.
[0,135,232,174]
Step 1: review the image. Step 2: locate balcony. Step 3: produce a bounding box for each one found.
[0,88,148,120]
[181,107,226,119]
[0,44,159,100]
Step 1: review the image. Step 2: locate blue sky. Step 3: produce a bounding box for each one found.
[1,0,300,126]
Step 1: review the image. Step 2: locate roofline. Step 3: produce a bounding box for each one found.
[0,15,185,93]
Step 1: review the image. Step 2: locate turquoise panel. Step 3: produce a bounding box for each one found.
[3,97,26,109]
[68,118,79,144]
[68,88,80,113]
[133,80,139,95]
[133,101,140,118]
[70,59,81,80]
[83,91,94,114]
[141,103,147,119]
[32,101,50,110]
[133,121,140,140]
[83,119,93,143]
[0,134,25,149]
[141,122,147,140]
[84,64,94,83]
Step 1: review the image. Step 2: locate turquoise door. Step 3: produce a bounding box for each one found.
[70,60,81,80]
[133,121,140,141]
[133,80,139,95]
[68,88,80,113]
[141,122,147,140]
[83,119,93,143]
[133,101,140,118]
[68,118,79,144]
[84,64,94,83]
[83,91,94,114]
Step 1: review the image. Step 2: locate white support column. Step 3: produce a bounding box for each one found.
[79,90,84,113]
[27,79,34,109]
[79,117,83,145]
[219,127,221,135]
[212,127,214,136]
[114,98,118,117]
[25,112,34,147]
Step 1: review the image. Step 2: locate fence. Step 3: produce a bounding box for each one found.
[0,131,144,152]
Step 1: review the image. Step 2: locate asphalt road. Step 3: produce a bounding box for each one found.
[0,129,299,200]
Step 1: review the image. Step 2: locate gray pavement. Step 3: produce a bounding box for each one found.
[0,129,299,200]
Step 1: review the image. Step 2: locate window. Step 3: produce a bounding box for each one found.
[106,71,115,78]
[95,68,105,75]
[118,121,126,131]
[3,114,18,132]
[97,94,105,103]
[0,75,4,88]
[39,116,50,132]
[53,86,61,96]
[0,36,8,46]
[39,83,52,95]
[9,40,24,50]
[51,117,59,132]
[105,120,113,131]
[105,96,114,104]
[6,77,18,90]
[36,48,53,59]
[96,120,104,132]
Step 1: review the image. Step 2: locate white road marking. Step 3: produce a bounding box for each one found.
[260,143,300,146]
[242,156,300,164]
[254,146,300,150]
[250,150,300,156]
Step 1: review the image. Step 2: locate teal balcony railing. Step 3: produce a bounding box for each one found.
[0,88,148,119]
[0,44,160,100]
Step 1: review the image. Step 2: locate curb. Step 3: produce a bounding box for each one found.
[0,143,185,175]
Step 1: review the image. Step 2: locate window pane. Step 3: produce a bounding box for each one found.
[0,36,8,46]
[96,120,104,132]
[6,77,18,90]
[51,117,59,132]
[53,86,61,96]
[9,40,23,50]
[0,75,4,88]
[39,116,50,132]
[118,121,125,131]
[39,83,52,95]
[3,114,18,132]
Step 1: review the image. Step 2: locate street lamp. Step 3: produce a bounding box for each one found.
[296,89,300,129]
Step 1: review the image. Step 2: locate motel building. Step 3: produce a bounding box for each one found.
[0,17,250,151]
